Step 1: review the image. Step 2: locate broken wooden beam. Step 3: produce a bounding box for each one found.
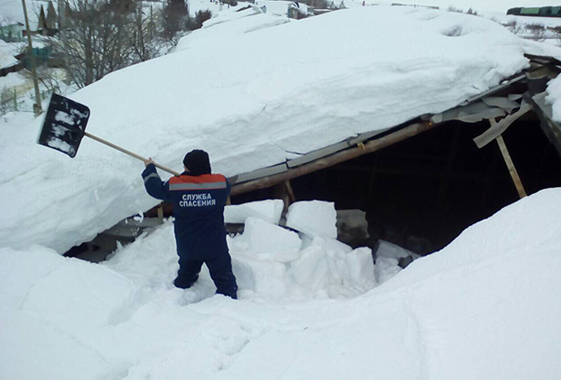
[231,122,436,196]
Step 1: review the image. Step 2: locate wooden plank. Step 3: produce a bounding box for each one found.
[231,122,436,196]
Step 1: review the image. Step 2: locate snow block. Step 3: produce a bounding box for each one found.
[238,217,302,261]
[224,199,284,225]
[286,201,338,239]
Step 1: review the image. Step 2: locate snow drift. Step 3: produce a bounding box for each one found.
[1,188,560,380]
[2,5,561,253]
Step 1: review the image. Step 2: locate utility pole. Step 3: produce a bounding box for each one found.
[21,0,43,116]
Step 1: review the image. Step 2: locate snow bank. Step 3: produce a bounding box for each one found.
[2,6,561,253]
[1,189,560,380]
[286,200,338,239]
[224,199,284,224]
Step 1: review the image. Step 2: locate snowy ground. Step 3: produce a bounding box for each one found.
[351,0,555,13]
[347,1,561,44]
[1,188,560,380]
[2,5,561,254]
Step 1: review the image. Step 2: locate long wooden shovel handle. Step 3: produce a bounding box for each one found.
[83,132,180,176]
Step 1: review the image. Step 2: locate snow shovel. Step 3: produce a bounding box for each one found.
[37,93,179,176]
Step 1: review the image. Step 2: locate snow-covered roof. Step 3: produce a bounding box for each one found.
[2,5,561,253]
[0,51,18,68]
[0,40,18,68]
[0,0,51,29]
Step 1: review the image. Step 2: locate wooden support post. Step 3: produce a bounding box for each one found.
[21,0,42,116]
[284,180,296,204]
[491,119,527,199]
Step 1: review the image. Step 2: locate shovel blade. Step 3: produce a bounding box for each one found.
[37,93,91,158]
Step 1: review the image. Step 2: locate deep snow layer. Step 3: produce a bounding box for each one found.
[1,188,560,380]
[2,5,561,253]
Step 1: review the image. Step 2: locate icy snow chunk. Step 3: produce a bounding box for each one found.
[224,199,284,224]
[286,201,338,239]
[237,217,302,262]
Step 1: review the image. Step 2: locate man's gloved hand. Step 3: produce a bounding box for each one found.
[144,157,155,167]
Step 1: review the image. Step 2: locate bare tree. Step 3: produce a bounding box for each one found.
[51,0,163,88]
[525,23,547,42]
[162,0,188,40]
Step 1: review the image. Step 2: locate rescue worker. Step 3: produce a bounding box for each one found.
[141,150,238,299]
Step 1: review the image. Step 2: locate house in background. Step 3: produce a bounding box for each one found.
[0,19,25,43]
[0,0,59,42]
[0,39,24,77]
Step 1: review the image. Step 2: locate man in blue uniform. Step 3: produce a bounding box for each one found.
[142,150,238,299]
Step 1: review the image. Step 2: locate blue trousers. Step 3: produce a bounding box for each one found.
[174,253,238,299]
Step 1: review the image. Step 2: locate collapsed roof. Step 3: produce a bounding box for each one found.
[1,5,561,253]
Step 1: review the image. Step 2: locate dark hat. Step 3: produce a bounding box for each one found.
[183,149,211,175]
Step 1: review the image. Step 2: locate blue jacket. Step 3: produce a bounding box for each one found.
[142,164,231,260]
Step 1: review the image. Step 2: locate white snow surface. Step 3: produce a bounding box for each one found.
[2,6,561,253]
[224,199,284,224]
[1,188,561,380]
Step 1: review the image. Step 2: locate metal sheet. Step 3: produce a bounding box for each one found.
[287,141,350,168]
[431,101,506,124]
[460,74,526,106]
[234,163,288,184]
[481,97,521,113]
